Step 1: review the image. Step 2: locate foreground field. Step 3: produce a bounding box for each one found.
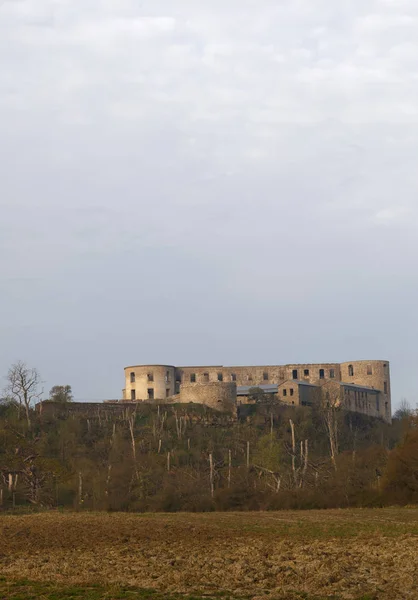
[1,510,418,600]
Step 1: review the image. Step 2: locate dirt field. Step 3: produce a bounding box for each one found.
[1,509,418,600]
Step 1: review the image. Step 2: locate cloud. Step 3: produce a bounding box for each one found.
[1,0,418,405]
[373,206,411,224]
[2,0,418,132]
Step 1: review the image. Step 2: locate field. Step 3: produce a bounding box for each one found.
[1,510,418,600]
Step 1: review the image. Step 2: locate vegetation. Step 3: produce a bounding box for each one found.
[0,360,415,511]
[49,385,73,403]
[3,361,43,428]
[0,579,241,600]
[0,395,411,511]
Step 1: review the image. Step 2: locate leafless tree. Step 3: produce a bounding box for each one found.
[5,361,43,428]
[288,419,309,487]
[173,408,187,440]
[209,453,214,498]
[128,409,140,481]
[319,386,340,471]
[393,398,414,420]
[289,419,297,485]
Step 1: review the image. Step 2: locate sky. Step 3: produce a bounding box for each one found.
[1,0,417,409]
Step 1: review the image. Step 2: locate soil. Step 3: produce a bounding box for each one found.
[1,509,417,599]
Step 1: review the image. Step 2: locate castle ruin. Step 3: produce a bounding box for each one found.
[122,360,392,422]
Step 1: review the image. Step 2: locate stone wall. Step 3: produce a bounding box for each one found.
[277,381,300,406]
[340,360,391,419]
[37,401,136,418]
[179,382,237,412]
[177,366,285,386]
[283,364,341,384]
[177,363,341,387]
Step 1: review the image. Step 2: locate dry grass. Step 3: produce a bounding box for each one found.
[1,509,418,599]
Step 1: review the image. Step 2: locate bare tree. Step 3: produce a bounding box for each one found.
[319,385,340,471]
[128,410,140,481]
[289,419,297,485]
[288,419,309,487]
[209,453,214,498]
[173,409,187,440]
[5,361,43,428]
[393,398,414,420]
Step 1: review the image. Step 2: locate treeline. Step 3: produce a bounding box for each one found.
[0,397,416,512]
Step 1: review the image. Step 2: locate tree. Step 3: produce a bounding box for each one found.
[383,418,418,503]
[5,361,43,428]
[393,398,414,421]
[318,383,341,470]
[49,385,73,403]
[248,387,265,403]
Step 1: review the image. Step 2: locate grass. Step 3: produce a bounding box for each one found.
[0,579,378,600]
[0,578,239,600]
[1,509,417,599]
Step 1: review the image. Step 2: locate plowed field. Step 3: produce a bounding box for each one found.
[1,509,418,599]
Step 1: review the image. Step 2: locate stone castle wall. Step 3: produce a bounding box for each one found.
[176,363,342,387]
[179,382,237,412]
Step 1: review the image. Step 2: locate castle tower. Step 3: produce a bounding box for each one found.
[340,360,391,420]
[123,365,176,401]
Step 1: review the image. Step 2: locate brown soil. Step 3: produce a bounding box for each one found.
[1,509,418,599]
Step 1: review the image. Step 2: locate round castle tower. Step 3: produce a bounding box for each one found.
[123,365,237,412]
[124,365,176,401]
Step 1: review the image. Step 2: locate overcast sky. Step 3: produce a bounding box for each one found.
[1,0,417,408]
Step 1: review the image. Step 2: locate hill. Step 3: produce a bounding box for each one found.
[0,401,411,511]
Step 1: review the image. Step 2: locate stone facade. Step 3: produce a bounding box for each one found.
[179,382,237,411]
[176,364,342,387]
[124,365,176,402]
[123,360,392,421]
[276,380,319,407]
[320,379,390,422]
